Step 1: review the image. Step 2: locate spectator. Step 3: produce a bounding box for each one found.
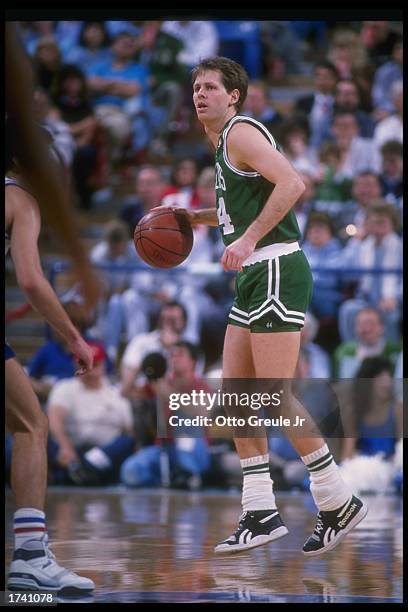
[339,201,402,342]
[294,60,339,150]
[52,64,100,208]
[312,142,353,229]
[119,164,165,235]
[341,171,382,238]
[333,79,375,138]
[134,20,187,146]
[32,35,64,94]
[278,119,318,178]
[300,312,331,379]
[161,157,200,209]
[334,307,401,379]
[378,140,403,209]
[372,36,403,120]
[372,80,403,155]
[161,21,219,69]
[327,29,368,80]
[120,341,211,489]
[47,342,134,485]
[120,301,190,399]
[242,80,283,139]
[64,21,112,72]
[302,212,345,319]
[28,299,100,403]
[87,31,150,160]
[359,21,401,68]
[328,111,381,179]
[33,86,75,169]
[341,356,402,460]
[19,20,55,56]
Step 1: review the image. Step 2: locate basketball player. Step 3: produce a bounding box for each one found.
[157,57,367,556]
[5,123,95,593]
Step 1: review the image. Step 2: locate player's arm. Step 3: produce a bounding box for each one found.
[8,188,93,374]
[222,123,305,271]
[150,206,218,227]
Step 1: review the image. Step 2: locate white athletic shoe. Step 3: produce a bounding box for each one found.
[7,536,95,594]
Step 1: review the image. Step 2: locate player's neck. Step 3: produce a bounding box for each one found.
[203,109,237,147]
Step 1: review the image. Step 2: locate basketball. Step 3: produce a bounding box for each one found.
[133,208,194,268]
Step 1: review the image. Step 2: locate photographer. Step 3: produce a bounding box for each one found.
[120,341,211,490]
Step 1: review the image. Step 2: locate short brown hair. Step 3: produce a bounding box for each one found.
[191,56,248,113]
[366,200,399,231]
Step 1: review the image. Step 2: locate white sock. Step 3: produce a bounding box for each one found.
[14,508,46,550]
[241,454,276,511]
[301,444,352,512]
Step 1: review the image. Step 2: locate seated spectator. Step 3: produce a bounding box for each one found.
[33,86,75,169]
[327,110,381,180]
[371,36,403,120]
[372,80,403,155]
[313,142,353,230]
[119,164,166,235]
[161,21,219,70]
[337,170,382,238]
[379,140,403,209]
[359,21,401,69]
[300,312,331,379]
[242,80,283,139]
[87,31,150,160]
[334,307,401,379]
[279,119,318,178]
[302,212,345,319]
[160,157,200,209]
[332,78,375,138]
[341,356,402,460]
[47,342,134,485]
[134,20,187,147]
[28,299,110,402]
[64,21,112,72]
[52,64,100,208]
[339,201,402,342]
[19,20,56,56]
[120,301,190,399]
[120,341,211,490]
[32,35,65,94]
[327,28,368,80]
[294,60,339,150]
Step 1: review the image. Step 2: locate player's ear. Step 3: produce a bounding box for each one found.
[230,89,240,107]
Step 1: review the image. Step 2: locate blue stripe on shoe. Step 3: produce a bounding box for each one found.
[14,517,46,523]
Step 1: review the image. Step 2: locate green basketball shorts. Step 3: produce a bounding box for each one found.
[228,249,313,333]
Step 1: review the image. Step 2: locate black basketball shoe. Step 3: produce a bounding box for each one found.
[214,509,288,554]
[303,495,368,556]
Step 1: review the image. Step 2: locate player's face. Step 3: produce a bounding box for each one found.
[193,70,237,124]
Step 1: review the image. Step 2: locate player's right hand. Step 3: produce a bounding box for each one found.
[69,337,94,375]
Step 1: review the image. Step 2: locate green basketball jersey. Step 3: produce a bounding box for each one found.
[215,115,301,247]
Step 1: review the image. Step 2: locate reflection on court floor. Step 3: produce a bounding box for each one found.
[5,488,402,604]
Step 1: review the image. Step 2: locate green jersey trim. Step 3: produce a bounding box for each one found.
[222,115,277,177]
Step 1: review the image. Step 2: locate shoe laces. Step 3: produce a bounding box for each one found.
[314,513,324,536]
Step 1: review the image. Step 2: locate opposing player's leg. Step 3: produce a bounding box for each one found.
[215,325,288,553]
[6,357,94,593]
[251,330,368,556]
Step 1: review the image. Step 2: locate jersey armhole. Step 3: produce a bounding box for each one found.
[223,117,277,177]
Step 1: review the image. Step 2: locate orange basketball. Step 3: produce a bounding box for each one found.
[133,209,193,268]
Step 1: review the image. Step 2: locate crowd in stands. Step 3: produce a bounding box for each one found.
[6,19,403,494]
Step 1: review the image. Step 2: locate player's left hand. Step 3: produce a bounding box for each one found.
[221,234,257,271]
[70,337,94,375]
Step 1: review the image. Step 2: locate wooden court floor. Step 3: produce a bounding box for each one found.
[5,488,403,603]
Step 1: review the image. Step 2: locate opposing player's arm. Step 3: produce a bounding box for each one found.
[8,188,93,373]
[228,123,305,244]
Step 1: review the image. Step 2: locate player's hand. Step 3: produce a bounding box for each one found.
[149,205,198,226]
[221,234,257,272]
[69,337,94,375]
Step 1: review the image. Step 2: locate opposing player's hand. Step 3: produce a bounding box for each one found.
[69,337,94,375]
[221,234,257,272]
